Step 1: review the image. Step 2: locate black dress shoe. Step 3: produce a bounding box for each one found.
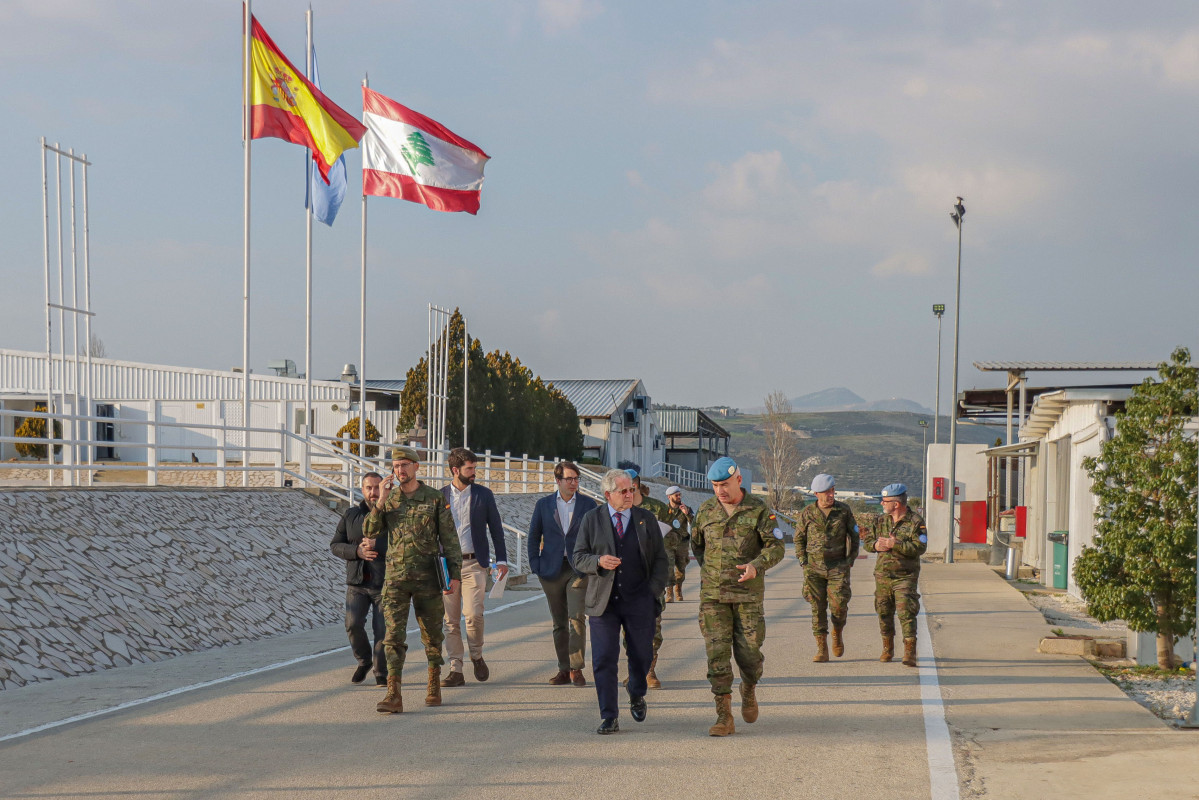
[351,664,370,684]
[630,695,647,722]
[472,657,490,681]
[375,675,387,686]
[597,718,620,734]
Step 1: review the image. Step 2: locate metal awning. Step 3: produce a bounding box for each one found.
[982,441,1039,458]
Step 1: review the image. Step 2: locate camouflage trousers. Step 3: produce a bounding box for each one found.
[803,565,852,635]
[874,572,920,640]
[380,580,446,677]
[664,535,690,588]
[699,600,766,696]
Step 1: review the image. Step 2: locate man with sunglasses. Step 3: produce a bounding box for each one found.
[863,483,928,667]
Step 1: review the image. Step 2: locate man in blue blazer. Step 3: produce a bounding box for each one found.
[440,447,508,686]
[528,460,598,686]
[573,468,669,734]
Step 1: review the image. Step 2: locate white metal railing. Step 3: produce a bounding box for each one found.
[654,461,708,489]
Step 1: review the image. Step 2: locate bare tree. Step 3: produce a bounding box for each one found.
[758,390,801,511]
[87,333,107,358]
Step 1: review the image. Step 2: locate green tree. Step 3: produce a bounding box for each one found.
[335,416,381,458]
[14,404,62,459]
[397,309,582,460]
[1076,346,1197,669]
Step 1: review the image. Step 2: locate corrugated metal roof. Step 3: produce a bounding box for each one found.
[365,379,406,393]
[545,379,640,418]
[974,361,1160,372]
[655,408,697,434]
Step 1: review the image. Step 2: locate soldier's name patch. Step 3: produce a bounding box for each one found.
[772,528,784,539]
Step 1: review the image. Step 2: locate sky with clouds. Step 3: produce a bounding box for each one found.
[2,1,1197,410]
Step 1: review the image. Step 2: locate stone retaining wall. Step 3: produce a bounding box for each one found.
[0,488,342,690]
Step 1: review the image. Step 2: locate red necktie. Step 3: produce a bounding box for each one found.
[614,512,625,539]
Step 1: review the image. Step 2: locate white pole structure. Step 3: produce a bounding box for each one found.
[303,8,314,483]
[359,75,369,470]
[933,304,945,443]
[463,319,468,449]
[440,311,449,453]
[1185,372,1199,728]
[82,152,93,486]
[427,303,432,456]
[945,196,965,564]
[242,0,253,487]
[68,148,80,486]
[40,139,53,486]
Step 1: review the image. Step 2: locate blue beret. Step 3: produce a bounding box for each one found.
[881,483,907,498]
[811,473,835,493]
[707,457,739,482]
[624,468,639,480]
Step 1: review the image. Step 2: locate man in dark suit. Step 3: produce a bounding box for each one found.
[528,460,598,686]
[330,471,389,685]
[440,447,508,687]
[573,468,669,734]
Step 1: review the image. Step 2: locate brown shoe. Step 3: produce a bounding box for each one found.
[376,675,402,714]
[903,638,918,668]
[831,626,845,658]
[739,682,758,723]
[441,670,465,687]
[426,666,443,706]
[813,634,829,663]
[880,634,894,663]
[548,669,571,685]
[472,657,490,682]
[708,694,735,737]
[571,669,586,687]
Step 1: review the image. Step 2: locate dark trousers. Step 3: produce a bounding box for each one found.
[345,585,387,678]
[589,592,655,720]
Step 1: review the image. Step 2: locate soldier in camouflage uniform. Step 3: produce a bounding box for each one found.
[663,486,694,602]
[629,472,669,688]
[692,456,785,736]
[794,473,859,662]
[364,446,462,713]
[862,483,927,667]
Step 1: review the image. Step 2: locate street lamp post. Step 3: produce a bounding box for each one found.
[919,419,929,511]
[945,197,965,564]
[933,304,945,443]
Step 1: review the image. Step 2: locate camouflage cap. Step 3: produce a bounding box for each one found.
[390,446,421,463]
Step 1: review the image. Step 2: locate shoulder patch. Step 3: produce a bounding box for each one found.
[854,525,860,534]
[918,534,928,544]
[772,528,784,540]
[769,513,776,520]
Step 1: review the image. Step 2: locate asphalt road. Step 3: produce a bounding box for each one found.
[1,554,942,799]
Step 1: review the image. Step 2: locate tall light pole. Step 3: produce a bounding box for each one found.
[1185,371,1199,728]
[919,419,929,511]
[932,304,945,443]
[945,197,965,564]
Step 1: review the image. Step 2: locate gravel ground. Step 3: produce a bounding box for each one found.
[1022,587,1197,727]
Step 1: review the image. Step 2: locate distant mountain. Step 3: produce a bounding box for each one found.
[791,387,865,410]
[858,397,934,414]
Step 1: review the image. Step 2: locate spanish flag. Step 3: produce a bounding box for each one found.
[246,14,366,180]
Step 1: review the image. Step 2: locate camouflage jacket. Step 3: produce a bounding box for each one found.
[863,508,927,577]
[794,500,860,569]
[640,495,671,524]
[362,481,462,585]
[662,503,693,539]
[692,491,785,603]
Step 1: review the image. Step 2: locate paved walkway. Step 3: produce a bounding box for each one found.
[1,556,1196,798]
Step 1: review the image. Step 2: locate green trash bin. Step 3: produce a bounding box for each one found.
[1048,531,1068,589]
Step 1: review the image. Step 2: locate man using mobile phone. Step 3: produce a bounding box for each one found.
[364,447,461,714]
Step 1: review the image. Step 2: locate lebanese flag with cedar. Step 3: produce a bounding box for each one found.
[361,87,490,214]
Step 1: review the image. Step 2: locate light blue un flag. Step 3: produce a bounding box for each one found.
[305,45,347,226]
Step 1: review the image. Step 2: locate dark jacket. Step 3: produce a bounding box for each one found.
[573,504,669,617]
[440,482,508,568]
[330,501,388,588]
[528,491,599,579]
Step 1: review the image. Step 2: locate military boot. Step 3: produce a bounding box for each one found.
[708,694,735,737]
[880,634,894,662]
[674,585,683,601]
[903,638,918,667]
[646,657,662,689]
[664,589,674,603]
[831,625,845,658]
[425,666,442,706]
[376,675,402,714]
[739,682,759,723]
[813,634,829,662]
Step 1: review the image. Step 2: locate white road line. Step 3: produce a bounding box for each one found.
[918,609,961,800]
[0,592,544,744]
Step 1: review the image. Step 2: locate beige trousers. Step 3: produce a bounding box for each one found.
[443,558,488,673]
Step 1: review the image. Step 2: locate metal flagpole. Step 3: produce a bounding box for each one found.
[945,197,965,564]
[68,148,80,486]
[359,75,369,470]
[82,152,93,485]
[427,304,432,455]
[242,0,253,486]
[304,8,314,483]
[40,139,53,486]
[463,318,468,449]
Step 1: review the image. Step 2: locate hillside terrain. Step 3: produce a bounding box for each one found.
[725,410,1001,497]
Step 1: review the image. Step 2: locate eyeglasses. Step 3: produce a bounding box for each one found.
[614,488,637,495]
[559,476,580,482]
